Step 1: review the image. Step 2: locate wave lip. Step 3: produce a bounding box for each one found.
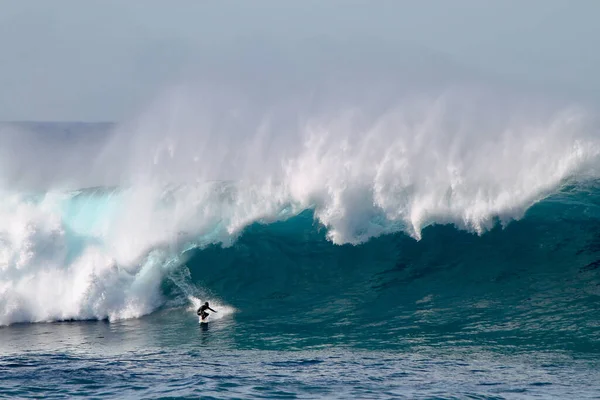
[285,104,598,242]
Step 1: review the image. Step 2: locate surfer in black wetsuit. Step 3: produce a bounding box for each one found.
[197,302,217,320]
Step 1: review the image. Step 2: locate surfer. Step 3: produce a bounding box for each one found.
[197,302,217,321]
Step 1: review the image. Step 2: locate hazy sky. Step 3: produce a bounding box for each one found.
[0,0,598,121]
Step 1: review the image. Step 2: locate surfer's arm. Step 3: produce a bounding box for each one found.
[208,307,217,312]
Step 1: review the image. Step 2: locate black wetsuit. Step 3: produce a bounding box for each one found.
[197,304,216,320]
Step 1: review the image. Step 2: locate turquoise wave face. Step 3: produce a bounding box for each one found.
[168,185,600,351]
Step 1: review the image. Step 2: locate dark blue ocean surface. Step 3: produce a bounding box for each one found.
[2,312,599,399]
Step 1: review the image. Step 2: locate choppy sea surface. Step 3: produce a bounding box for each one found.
[2,309,599,399]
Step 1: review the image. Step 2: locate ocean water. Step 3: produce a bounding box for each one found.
[1,92,600,398]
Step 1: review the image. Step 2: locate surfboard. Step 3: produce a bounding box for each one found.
[199,316,209,324]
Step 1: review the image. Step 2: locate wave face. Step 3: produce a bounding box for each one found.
[1,74,600,348]
[179,185,600,350]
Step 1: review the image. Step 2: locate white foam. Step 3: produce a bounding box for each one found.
[188,296,235,322]
[0,193,159,325]
[284,98,600,241]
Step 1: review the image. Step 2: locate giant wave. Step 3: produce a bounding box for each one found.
[1,85,600,332]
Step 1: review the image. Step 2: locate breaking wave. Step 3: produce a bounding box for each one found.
[1,84,600,333]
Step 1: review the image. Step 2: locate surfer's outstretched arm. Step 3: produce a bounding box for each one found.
[208,307,217,313]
